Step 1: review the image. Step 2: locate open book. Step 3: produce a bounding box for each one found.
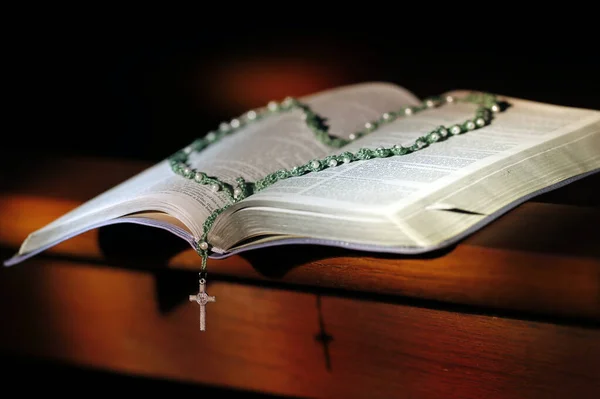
[4,82,600,267]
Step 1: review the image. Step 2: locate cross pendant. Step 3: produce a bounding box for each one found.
[189,278,216,331]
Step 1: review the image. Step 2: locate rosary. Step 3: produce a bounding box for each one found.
[168,91,505,330]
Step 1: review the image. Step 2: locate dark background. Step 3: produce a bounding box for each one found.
[9,22,600,164]
[3,18,599,397]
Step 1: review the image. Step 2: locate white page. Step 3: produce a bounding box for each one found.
[13,82,421,257]
[249,96,599,213]
[41,81,420,227]
[123,81,421,231]
[181,81,420,185]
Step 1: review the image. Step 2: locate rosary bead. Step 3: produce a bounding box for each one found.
[282,97,296,108]
[404,108,413,116]
[438,127,448,137]
[310,160,321,170]
[393,145,408,155]
[210,183,220,192]
[382,112,392,120]
[246,110,257,120]
[425,99,435,108]
[267,101,279,111]
[198,241,209,251]
[375,147,389,157]
[450,125,462,135]
[195,172,205,182]
[491,104,501,113]
[356,148,373,160]
[476,118,486,127]
[342,156,351,164]
[230,119,241,129]
[445,95,455,103]
[206,132,217,141]
[183,167,192,176]
[218,122,230,132]
[416,139,427,149]
[465,121,476,130]
[365,122,374,131]
[328,159,338,167]
[429,132,440,142]
[349,133,357,140]
[233,187,243,198]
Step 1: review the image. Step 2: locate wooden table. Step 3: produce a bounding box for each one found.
[1,156,599,398]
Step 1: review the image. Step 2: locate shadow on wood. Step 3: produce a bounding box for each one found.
[97,223,190,270]
[237,243,457,279]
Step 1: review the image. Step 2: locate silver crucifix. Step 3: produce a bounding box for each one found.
[189,278,216,331]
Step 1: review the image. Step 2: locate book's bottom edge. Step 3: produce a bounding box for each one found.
[4,168,597,267]
[3,217,196,267]
[210,168,599,260]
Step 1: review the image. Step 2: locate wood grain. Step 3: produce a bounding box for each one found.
[0,257,598,399]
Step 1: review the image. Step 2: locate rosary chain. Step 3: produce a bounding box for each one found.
[168,91,504,268]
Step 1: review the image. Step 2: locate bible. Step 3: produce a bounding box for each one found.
[4,82,600,269]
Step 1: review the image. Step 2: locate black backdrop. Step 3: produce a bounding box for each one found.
[10,23,600,163]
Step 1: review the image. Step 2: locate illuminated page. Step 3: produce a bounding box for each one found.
[12,82,420,258]
[249,94,599,215]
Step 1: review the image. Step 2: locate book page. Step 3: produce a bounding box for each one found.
[181,82,421,185]
[121,81,421,233]
[208,95,599,253]
[13,82,421,257]
[247,95,599,214]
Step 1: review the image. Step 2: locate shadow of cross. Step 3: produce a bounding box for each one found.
[189,278,216,331]
[314,295,334,371]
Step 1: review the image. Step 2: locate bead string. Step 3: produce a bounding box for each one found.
[168,91,504,269]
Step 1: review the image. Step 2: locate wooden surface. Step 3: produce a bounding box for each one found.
[0,256,598,399]
[1,155,599,398]
[1,156,599,321]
